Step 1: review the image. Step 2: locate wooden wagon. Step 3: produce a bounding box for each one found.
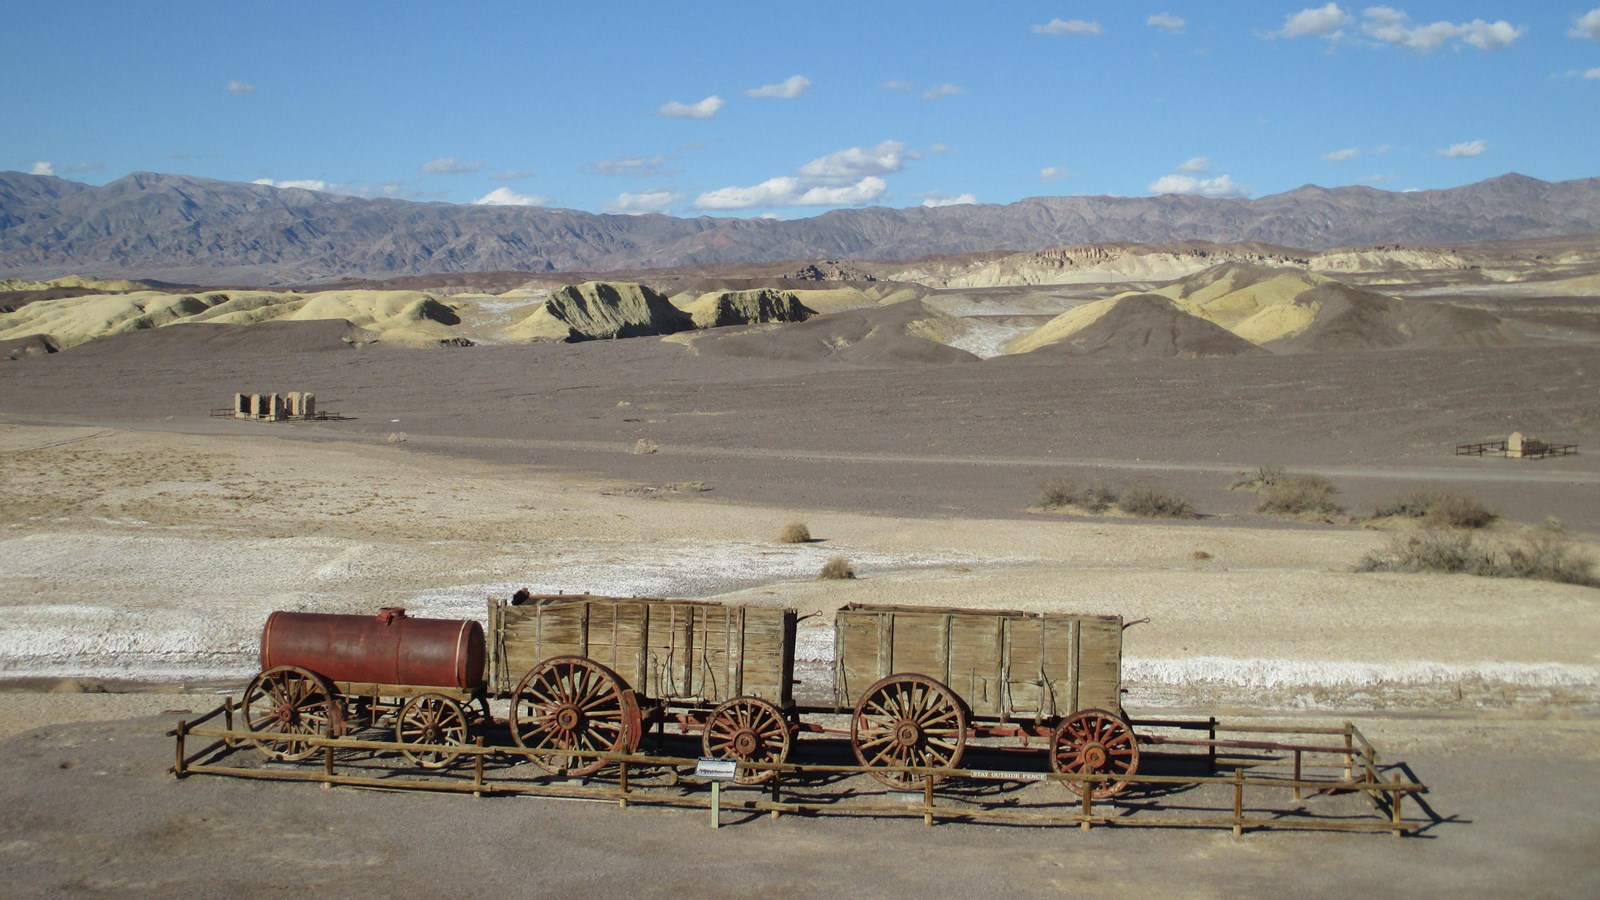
[834,602,1137,795]
[488,594,796,780]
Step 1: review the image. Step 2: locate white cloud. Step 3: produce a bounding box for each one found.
[29,161,54,176]
[1032,18,1101,35]
[225,80,254,95]
[252,178,328,191]
[1591,68,1600,79]
[880,80,914,92]
[1438,139,1487,158]
[603,189,682,215]
[1361,8,1524,52]
[1040,166,1065,181]
[921,193,976,207]
[796,178,888,206]
[1570,8,1600,40]
[930,143,954,154]
[658,95,723,119]
[693,140,914,210]
[1323,147,1359,161]
[421,157,483,174]
[921,83,964,99]
[491,170,535,181]
[472,187,549,206]
[799,140,910,184]
[1176,156,1211,173]
[695,176,802,210]
[745,75,811,99]
[1278,3,1351,39]
[1552,67,1600,79]
[1147,13,1186,33]
[594,155,668,177]
[1148,173,1251,198]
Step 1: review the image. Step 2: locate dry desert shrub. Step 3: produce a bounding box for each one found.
[631,439,658,455]
[1357,530,1598,587]
[1038,477,1118,512]
[819,556,856,580]
[1230,464,1286,492]
[1256,473,1342,517]
[778,521,812,544]
[1190,550,1213,560]
[1371,489,1496,529]
[386,432,408,443]
[1117,485,1197,519]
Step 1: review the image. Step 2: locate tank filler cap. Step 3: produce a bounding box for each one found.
[378,607,408,624]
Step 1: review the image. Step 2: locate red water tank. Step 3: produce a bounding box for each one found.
[260,608,485,691]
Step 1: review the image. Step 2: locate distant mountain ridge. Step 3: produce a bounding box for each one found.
[2,170,1598,284]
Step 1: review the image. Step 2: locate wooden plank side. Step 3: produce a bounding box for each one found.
[1074,615,1124,712]
[947,614,1004,717]
[885,611,949,683]
[834,608,888,707]
[835,603,1120,722]
[733,607,794,706]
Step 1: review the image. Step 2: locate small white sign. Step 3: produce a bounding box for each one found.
[695,757,739,781]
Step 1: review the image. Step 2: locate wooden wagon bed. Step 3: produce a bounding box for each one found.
[833,602,1124,722]
[488,594,796,709]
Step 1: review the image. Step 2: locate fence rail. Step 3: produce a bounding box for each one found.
[171,703,1428,837]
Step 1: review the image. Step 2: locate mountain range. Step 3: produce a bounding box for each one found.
[2,170,1598,285]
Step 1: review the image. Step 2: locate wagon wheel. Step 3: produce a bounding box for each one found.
[509,656,640,777]
[851,673,967,789]
[240,665,341,761]
[1049,708,1139,799]
[395,693,470,769]
[702,696,791,785]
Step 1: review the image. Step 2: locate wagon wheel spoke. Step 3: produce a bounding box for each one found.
[851,674,967,789]
[700,697,790,785]
[1050,709,1140,800]
[509,657,636,777]
[397,694,469,769]
[241,666,335,762]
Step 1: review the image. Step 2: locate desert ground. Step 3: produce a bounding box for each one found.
[2,251,1599,895]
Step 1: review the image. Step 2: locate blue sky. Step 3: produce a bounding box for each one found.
[5,2,1600,218]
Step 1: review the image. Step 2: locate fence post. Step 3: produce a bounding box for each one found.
[1390,773,1404,837]
[322,742,335,788]
[923,776,935,827]
[619,761,629,809]
[1232,768,1244,837]
[1080,779,1093,832]
[1208,717,1217,773]
[1293,750,1302,802]
[769,768,782,820]
[173,721,187,776]
[472,737,485,798]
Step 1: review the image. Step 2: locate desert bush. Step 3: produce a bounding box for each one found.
[1501,532,1599,586]
[631,439,658,455]
[1230,464,1285,492]
[1357,530,1598,587]
[1256,474,1342,516]
[1190,550,1213,561]
[1372,489,1496,529]
[1038,477,1118,512]
[386,432,408,443]
[778,521,812,544]
[1117,485,1197,519]
[820,556,856,580]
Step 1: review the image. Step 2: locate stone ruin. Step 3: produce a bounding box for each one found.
[233,391,316,421]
